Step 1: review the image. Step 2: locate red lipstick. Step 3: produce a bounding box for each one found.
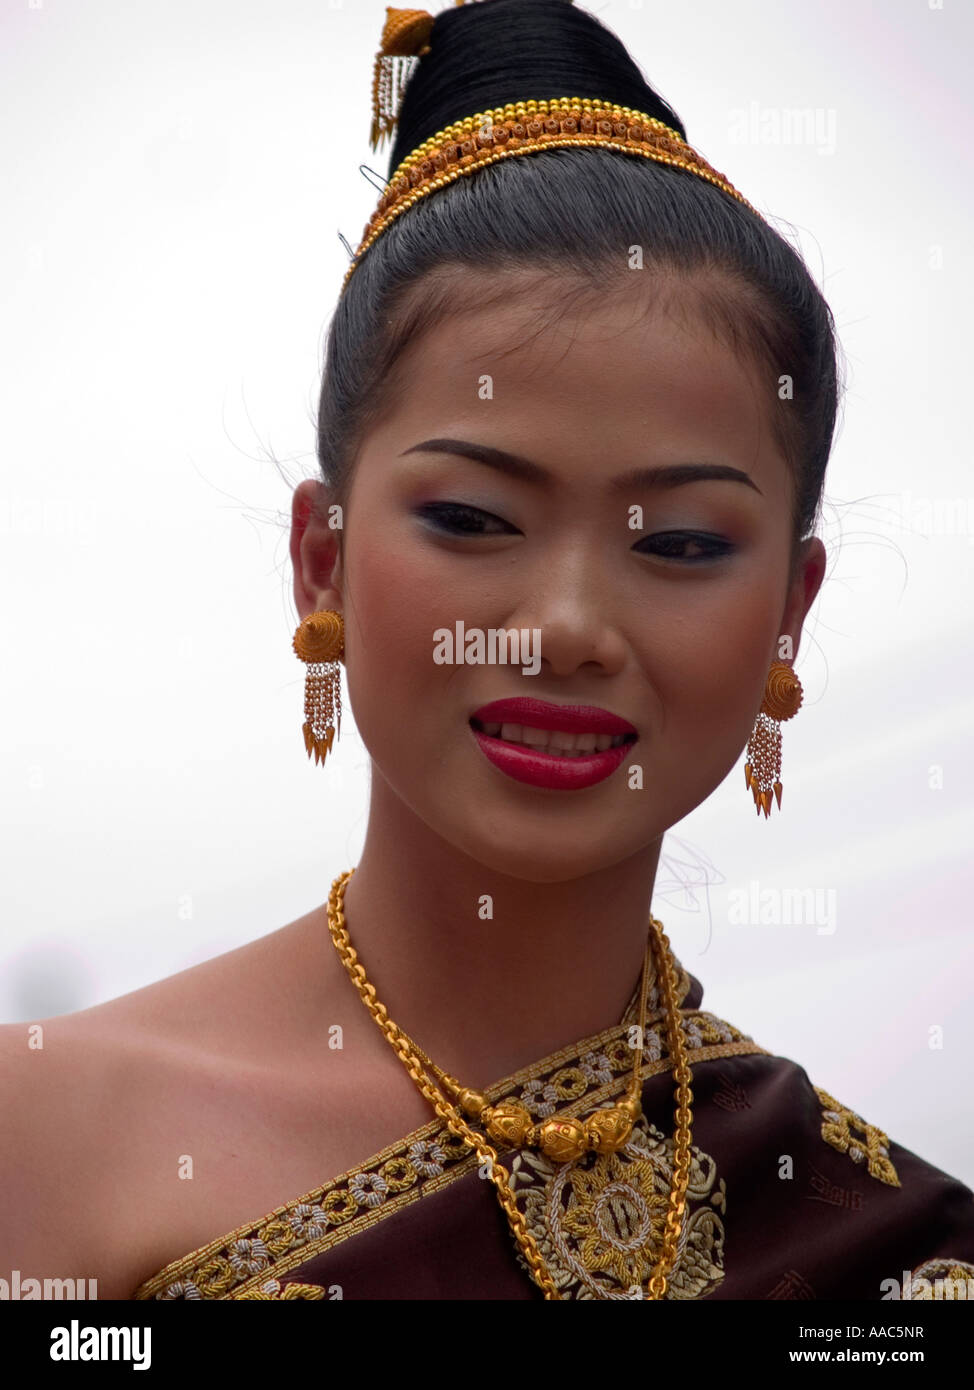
[468,697,638,790]
[469,697,637,735]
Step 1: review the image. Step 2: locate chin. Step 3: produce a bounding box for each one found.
[434,811,639,886]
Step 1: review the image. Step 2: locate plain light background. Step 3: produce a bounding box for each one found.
[2,0,972,1183]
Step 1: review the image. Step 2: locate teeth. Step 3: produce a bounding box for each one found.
[476,721,631,756]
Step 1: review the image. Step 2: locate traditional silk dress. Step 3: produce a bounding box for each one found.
[131,954,974,1300]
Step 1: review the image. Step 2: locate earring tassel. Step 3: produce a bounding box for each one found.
[303,660,343,767]
[745,659,802,819]
[745,713,783,819]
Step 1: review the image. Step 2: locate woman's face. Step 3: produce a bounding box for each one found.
[314,270,825,880]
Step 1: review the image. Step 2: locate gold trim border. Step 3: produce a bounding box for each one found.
[134,1001,765,1299]
[225,1037,769,1298]
[134,958,695,1298]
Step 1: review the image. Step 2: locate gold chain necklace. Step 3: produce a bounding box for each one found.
[326,867,695,1299]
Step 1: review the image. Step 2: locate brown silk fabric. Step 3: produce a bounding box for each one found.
[132,968,974,1301]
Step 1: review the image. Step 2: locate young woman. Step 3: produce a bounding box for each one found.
[4,0,972,1303]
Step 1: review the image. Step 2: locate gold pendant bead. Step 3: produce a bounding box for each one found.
[483,1101,534,1147]
[538,1117,588,1163]
[584,1106,635,1154]
[324,867,695,1300]
[456,1086,489,1119]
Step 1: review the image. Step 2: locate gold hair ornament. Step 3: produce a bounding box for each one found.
[347,96,763,293]
[293,610,344,766]
[745,659,803,818]
[350,7,764,292]
[370,7,435,153]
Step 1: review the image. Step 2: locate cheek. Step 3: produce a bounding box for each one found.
[647,573,784,746]
[339,523,462,743]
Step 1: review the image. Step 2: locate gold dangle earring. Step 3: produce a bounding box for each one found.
[292,610,345,767]
[745,659,803,818]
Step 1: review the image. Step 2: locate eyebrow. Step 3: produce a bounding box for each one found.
[399,438,763,495]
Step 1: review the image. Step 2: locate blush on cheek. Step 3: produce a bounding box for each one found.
[658,621,771,747]
[348,529,485,669]
[347,531,416,595]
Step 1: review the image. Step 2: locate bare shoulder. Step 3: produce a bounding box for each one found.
[0,908,329,1295]
[0,906,431,1299]
[0,1010,150,1292]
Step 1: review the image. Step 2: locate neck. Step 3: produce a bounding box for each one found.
[330,766,665,1088]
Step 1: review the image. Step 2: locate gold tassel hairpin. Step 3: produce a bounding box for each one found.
[745,660,803,818]
[370,7,435,153]
[346,4,762,293]
[293,610,345,766]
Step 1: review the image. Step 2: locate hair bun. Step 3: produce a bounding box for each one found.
[386,0,687,174]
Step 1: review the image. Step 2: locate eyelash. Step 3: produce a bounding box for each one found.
[414,502,735,564]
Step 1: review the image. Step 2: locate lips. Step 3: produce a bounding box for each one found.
[467,697,639,790]
[469,697,637,736]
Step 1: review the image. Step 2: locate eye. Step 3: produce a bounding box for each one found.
[414,502,517,536]
[634,531,735,564]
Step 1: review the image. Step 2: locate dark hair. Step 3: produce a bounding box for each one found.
[317,0,842,579]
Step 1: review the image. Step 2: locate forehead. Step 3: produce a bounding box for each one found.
[376,270,781,471]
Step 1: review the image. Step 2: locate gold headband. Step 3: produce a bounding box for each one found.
[344,5,763,292]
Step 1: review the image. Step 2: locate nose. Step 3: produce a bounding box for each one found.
[505,544,629,678]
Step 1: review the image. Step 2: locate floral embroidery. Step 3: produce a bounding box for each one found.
[579,1051,614,1087]
[407,1139,446,1178]
[813,1086,900,1187]
[765,1269,816,1299]
[287,1203,330,1244]
[712,1072,751,1112]
[519,1077,559,1117]
[234,1277,327,1301]
[321,1188,358,1223]
[904,1258,974,1299]
[627,1027,662,1063]
[348,1171,389,1208]
[132,975,766,1301]
[125,948,964,1304]
[228,1238,270,1277]
[549,1066,590,1103]
[507,1114,727,1301]
[157,1280,201,1300]
[699,1013,736,1045]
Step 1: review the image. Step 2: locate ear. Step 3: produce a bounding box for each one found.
[778,536,827,661]
[290,479,344,621]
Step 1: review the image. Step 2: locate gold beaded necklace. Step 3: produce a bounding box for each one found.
[326,868,695,1299]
